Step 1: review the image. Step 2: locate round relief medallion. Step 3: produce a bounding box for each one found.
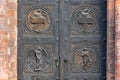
[26,9,50,33]
[25,46,51,72]
[73,47,97,72]
[73,8,97,33]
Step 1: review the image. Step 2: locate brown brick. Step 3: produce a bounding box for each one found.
[7,10,15,17]
[0,0,17,80]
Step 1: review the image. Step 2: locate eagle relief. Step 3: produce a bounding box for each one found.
[26,9,50,33]
[74,8,97,33]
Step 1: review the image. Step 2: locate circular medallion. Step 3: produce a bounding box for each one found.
[26,9,50,33]
[73,8,97,33]
[73,47,97,72]
[25,46,51,72]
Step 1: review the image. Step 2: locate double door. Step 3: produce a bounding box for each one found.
[18,0,106,80]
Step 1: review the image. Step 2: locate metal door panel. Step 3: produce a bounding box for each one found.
[18,0,106,80]
[63,42,103,80]
[62,0,106,80]
[21,43,57,80]
[19,4,57,38]
[18,0,59,80]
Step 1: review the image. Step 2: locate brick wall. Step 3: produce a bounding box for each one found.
[115,0,120,80]
[0,0,17,80]
[0,0,119,80]
[107,0,115,80]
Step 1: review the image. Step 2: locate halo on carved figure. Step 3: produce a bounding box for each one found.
[73,8,97,33]
[26,8,50,33]
[72,47,97,72]
[25,46,51,72]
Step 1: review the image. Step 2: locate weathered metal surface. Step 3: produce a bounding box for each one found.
[18,0,106,80]
[18,0,59,80]
[26,9,50,33]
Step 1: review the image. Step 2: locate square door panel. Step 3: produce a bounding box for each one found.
[69,5,102,36]
[21,5,56,37]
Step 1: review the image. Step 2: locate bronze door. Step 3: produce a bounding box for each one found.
[18,0,60,80]
[61,0,106,80]
[18,0,106,80]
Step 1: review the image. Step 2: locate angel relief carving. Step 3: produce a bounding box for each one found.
[73,47,97,72]
[25,46,51,72]
[33,47,49,71]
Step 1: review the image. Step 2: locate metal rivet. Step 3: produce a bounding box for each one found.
[96,30,99,33]
[54,57,58,62]
[18,38,21,40]
[65,38,68,41]
[102,76,106,80]
[18,76,21,79]
[18,19,21,22]
[56,0,59,2]
[56,77,59,80]
[84,0,87,3]
[56,19,59,22]
[18,0,20,3]
[65,77,68,80]
[55,3,58,6]
[65,0,68,2]
[103,57,106,60]
[65,19,68,22]
[94,69,97,72]
[56,37,59,41]
[104,0,106,3]
[84,40,88,42]
[103,38,106,42]
[36,0,39,3]
[83,77,87,80]
[64,59,68,62]
[103,18,106,22]
[18,57,21,60]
